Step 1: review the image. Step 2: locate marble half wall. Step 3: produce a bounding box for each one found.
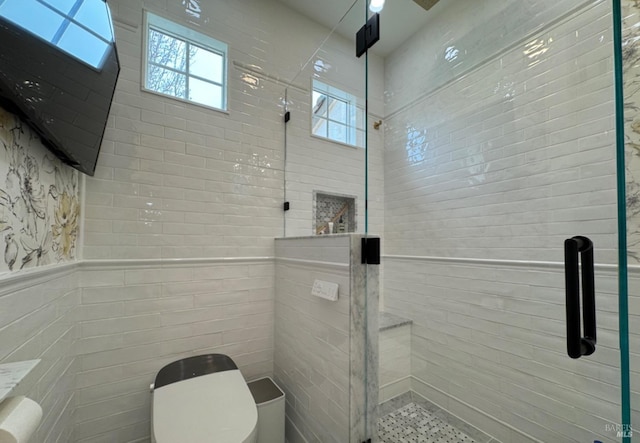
[0,107,80,274]
[274,234,379,443]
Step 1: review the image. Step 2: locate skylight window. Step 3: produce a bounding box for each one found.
[0,0,115,70]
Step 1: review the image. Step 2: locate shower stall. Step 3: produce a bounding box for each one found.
[274,0,637,442]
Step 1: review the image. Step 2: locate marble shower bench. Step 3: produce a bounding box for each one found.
[379,312,412,403]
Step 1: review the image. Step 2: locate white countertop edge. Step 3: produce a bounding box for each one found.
[0,359,40,402]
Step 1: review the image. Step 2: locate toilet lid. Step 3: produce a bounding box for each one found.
[153,369,258,443]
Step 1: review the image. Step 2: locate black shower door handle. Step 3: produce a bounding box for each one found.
[564,236,596,359]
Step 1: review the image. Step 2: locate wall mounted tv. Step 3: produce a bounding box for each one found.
[0,0,120,176]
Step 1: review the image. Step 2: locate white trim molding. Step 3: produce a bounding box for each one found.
[382,254,631,274]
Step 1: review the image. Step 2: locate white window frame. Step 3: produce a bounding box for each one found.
[142,11,228,112]
[311,79,363,148]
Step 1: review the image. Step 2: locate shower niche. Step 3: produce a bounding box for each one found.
[313,191,356,235]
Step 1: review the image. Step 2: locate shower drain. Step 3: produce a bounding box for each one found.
[378,402,477,443]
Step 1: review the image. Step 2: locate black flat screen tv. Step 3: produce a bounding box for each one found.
[0,0,120,176]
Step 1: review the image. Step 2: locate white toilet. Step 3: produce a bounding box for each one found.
[151,354,258,443]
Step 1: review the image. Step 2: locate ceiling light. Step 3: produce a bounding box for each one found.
[369,0,385,13]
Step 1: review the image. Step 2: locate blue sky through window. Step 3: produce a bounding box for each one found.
[74,0,112,41]
[41,0,77,15]
[0,0,114,69]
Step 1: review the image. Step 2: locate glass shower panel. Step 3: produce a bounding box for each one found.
[282,1,368,239]
[277,2,377,443]
[377,1,634,442]
[620,1,639,440]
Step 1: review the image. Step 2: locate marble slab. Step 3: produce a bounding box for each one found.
[274,233,353,240]
[0,360,40,402]
[350,234,380,442]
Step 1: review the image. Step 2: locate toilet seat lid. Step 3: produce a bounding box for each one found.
[153,369,258,443]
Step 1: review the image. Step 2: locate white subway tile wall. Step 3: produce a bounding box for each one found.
[0,267,79,443]
[75,260,274,442]
[77,0,385,440]
[2,0,639,442]
[386,259,630,443]
[86,0,385,260]
[274,237,351,443]
[385,1,617,262]
[383,1,639,442]
[284,75,385,237]
[384,0,600,118]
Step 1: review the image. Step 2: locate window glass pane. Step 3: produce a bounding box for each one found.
[328,97,347,123]
[312,92,328,118]
[188,77,223,109]
[41,0,77,14]
[145,12,227,111]
[190,45,223,83]
[0,0,65,41]
[74,0,113,41]
[328,121,347,143]
[311,80,362,147]
[147,65,187,98]
[148,29,187,71]
[312,117,327,138]
[57,21,110,68]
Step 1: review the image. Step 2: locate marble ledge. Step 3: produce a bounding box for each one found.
[275,233,355,240]
[379,311,412,331]
[0,360,40,402]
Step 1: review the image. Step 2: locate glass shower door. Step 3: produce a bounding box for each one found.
[373,1,635,442]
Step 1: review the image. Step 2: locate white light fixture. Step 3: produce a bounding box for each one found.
[369,0,385,13]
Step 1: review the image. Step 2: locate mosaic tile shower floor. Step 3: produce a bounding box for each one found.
[378,402,477,443]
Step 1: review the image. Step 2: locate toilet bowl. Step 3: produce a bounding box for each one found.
[151,354,258,443]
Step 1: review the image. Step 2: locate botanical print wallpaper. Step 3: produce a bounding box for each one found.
[0,107,80,274]
[624,0,640,262]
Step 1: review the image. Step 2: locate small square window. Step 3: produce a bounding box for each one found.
[143,11,228,111]
[311,80,363,148]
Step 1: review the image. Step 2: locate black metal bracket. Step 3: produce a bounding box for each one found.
[356,14,380,58]
[283,201,290,211]
[284,111,290,123]
[361,238,380,265]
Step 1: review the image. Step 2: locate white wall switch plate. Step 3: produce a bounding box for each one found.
[311,280,339,301]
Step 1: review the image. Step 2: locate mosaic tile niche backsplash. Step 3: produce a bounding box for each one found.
[0,107,80,273]
[314,192,356,234]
